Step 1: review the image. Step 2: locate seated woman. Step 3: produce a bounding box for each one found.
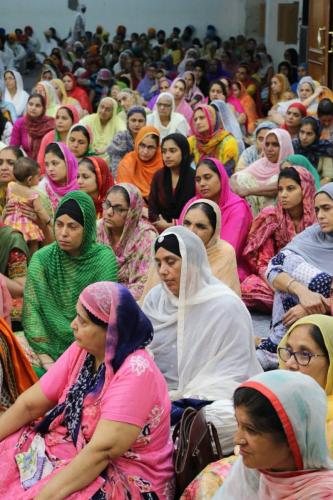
[142,200,241,298]
[179,157,252,279]
[0,281,174,498]
[281,153,321,188]
[241,166,316,311]
[142,227,261,453]
[188,104,239,175]
[231,81,258,134]
[256,182,333,370]
[80,97,126,157]
[0,316,37,413]
[117,88,145,121]
[22,191,118,375]
[39,142,79,211]
[278,314,333,455]
[212,370,333,499]
[35,80,60,118]
[51,78,82,110]
[276,76,324,120]
[37,104,80,173]
[9,93,55,160]
[170,77,193,123]
[147,92,189,140]
[281,102,307,139]
[235,121,276,172]
[97,184,157,301]
[231,129,294,216]
[183,70,204,107]
[293,116,333,185]
[0,222,29,328]
[77,156,114,218]
[267,73,291,119]
[0,146,25,217]
[67,123,96,160]
[148,133,195,231]
[62,72,92,113]
[117,126,163,202]
[3,70,29,118]
[107,106,146,178]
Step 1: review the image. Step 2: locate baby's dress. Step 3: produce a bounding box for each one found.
[4,182,44,242]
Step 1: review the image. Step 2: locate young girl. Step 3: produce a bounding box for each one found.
[4,158,50,253]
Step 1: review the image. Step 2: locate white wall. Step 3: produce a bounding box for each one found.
[1,0,247,43]
[264,0,303,68]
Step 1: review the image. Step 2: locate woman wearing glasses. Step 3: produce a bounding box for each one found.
[117,126,163,202]
[278,314,333,456]
[146,92,189,139]
[97,183,157,301]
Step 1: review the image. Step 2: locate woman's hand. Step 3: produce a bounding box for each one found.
[283,304,307,326]
[152,215,173,232]
[296,288,327,314]
[5,202,36,221]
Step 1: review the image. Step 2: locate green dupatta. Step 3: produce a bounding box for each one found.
[22,191,118,361]
[0,224,29,274]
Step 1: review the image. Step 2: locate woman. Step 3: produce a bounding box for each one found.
[257,183,333,370]
[117,125,162,201]
[241,166,316,311]
[179,157,252,278]
[293,116,333,184]
[213,370,333,499]
[51,78,81,109]
[62,72,92,113]
[39,142,79,211]
[149,133,195,229]
[107,106,146,178]
[80,97,126,156]
[0,221,29,327]
[22,191,118,375]
[0,146,24,217]
[117,88,145,121]
[67,123,95,160]
[3,69,29,117]
[0,281,174,498]
[78,156,114,217]
[37,104,79,173]
[279,314,333,455]
[231,129,294,216]
[281,102,307,139]
[146,75,171,110]
[281,153,321,189]
[142,227,261,453]
[97,184,157,300]
[147,92,189,140]
[0,81,17,124]
[231,80,258,134]
[35,80,60,118]
[269,73,291,108]
[9,93,55,160]
[170,77,193,123]
[142,200,241,299]
[0,316,37,412]
[236,121,276,171]
[207,80,228,104]
[188,104,238,174]
[183,70,204,107]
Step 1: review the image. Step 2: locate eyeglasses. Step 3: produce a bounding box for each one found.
[102,201,128,215]
[278,347,327,367]
[157,102,172,108]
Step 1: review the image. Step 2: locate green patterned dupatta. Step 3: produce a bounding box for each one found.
[22,191,118,361]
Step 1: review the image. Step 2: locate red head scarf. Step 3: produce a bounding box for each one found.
[83,156,114,216]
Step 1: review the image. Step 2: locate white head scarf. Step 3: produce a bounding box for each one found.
[142,226,261,400]
[4,69,29,117]
[211,99,245,154]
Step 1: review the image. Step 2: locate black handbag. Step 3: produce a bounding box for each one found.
[172,407,223,498]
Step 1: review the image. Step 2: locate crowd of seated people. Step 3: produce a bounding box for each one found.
[1,19,333,499]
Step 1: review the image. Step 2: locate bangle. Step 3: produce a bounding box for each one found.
[287,278,296,294]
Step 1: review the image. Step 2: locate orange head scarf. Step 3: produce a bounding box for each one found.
[117,126,162,199]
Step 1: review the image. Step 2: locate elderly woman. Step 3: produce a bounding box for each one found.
[0,281,174,498]
[22,191,118,375]
[257,183,333,370]
[147,92,189,140]
[107,106,146,178]
[97,183,157,301]
[235,121,276,171]
[212,371,333,499]
[80,97,126,157]
[142,227,261,453]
